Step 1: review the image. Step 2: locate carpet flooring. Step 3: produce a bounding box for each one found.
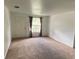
[5,37,74,59]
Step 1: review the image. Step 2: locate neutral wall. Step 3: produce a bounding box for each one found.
[11,12,30,38]
[49,11,75,47]
[4,6,11,57]
[11,12,49,38]
[42,16,49,36]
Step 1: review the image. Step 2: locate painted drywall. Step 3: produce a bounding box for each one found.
[10,12,49,38]
[11,12,30,38]
[49,11,75,47]
[4,6,11,57]
[42,16,49,36]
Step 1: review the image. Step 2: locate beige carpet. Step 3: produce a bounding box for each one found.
[5,37,74,59]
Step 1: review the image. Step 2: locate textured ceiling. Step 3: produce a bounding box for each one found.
[5,0,75,16]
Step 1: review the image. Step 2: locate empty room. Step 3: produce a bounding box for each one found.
[4,0,75,59]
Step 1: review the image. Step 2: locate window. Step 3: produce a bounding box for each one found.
[32,18,41,32]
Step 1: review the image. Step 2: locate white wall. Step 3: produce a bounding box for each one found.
[49,11,75,47]
[11,12,49,38]
[4,6,11,57]
[42,16,49,36]
[11,12,30,38]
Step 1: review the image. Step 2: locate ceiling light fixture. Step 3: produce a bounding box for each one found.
[14,5,20,8]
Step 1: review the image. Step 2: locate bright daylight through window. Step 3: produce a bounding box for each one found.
[32,18,41,33]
